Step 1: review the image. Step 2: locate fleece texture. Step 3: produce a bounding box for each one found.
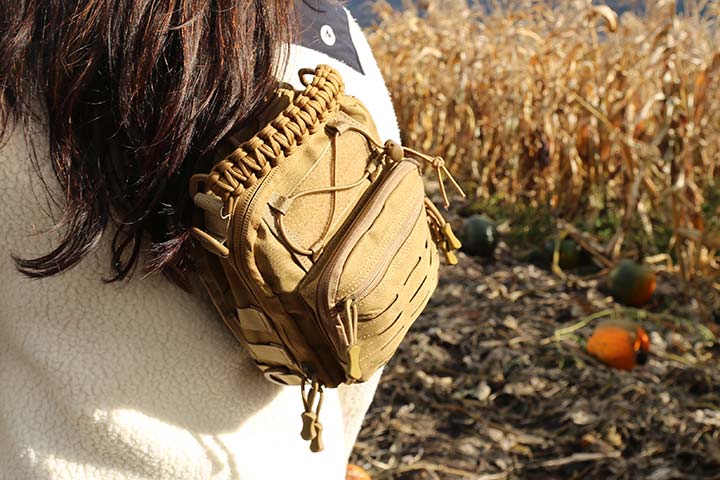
[0,8,399,480]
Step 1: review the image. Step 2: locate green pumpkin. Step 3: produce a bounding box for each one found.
[461,215,498,257]
[543,238,588,270]
[608,259,657,307]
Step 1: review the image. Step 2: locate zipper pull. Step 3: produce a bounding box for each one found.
[425,198,462,265]
[300,380,325,452]
[310,422,325,453]
[300,379,318,441]
[442,244,459,265]
[343,299,362,381]
[310,385,324,453]
[300,411,317,441]
[442,222,462,250]
[346,344,362,381]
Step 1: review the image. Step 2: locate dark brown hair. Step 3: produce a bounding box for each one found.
[0,0,295,286]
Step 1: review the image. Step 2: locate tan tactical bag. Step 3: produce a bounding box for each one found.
[189,65,463,451]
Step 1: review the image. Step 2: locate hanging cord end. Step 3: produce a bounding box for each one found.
[400,146,466,208]
[300,380,326,452]
[425,198,462,265]
[431,156,466,209]
[310,423,325,453]
[343,299,362,382]
[300,411,317,441]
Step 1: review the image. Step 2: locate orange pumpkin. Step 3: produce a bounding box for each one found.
[608,259,656,307]
[346,464,372,480]
[587,318,650,370]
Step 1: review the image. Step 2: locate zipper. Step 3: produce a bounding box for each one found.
[229,168,317,378]
[314,161,423,360]
[332,194,424,382]
[233,166,340,385]
[232,169,278,302]
[349,190,423,306]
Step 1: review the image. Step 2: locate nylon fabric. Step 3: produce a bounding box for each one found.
[190,64,462,452]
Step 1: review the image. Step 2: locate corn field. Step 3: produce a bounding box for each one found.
[368,0,720,286]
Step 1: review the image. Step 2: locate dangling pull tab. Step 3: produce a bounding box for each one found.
[299,380,326,452]
[310,423,324,453]
[443,247,459,266]
[346,344,362,381]
[425,198,462,265]
[300,379,318,441]
[343,299,362,382]
[300,411,317,441]
[442,222,462,250]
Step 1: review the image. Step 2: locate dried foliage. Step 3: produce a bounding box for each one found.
[352,251,720,479]
[357,4,720,475]
[367,0,720,282]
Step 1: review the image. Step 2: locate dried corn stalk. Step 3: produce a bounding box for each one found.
[368,0,720,281]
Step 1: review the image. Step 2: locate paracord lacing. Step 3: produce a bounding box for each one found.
[202,65,344,202]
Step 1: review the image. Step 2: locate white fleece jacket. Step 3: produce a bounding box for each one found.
[0,8,399,480]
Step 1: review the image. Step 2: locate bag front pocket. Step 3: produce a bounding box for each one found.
[300,160,436,383]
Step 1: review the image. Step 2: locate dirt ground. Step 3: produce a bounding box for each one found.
[350,242,720,479]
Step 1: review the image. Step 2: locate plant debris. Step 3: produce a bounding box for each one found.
[351,244,720,479]
[352,2,720,477]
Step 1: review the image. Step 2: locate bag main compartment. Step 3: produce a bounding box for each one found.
[189,65,463,451]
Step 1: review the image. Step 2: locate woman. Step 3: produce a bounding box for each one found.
[0,1,399,478]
